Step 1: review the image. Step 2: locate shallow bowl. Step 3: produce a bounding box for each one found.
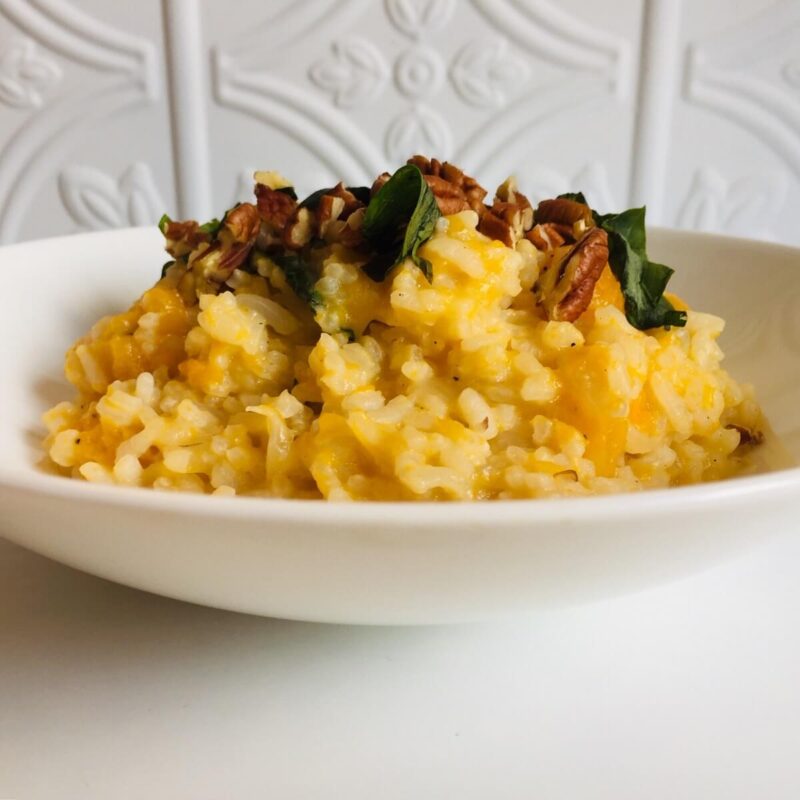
[1,227,798,624]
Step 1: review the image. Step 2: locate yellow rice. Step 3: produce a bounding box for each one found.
[43,210,763,500]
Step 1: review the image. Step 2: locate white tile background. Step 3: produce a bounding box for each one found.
[0,0,797,245]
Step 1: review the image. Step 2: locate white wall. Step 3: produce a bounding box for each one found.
[0,0,797,245]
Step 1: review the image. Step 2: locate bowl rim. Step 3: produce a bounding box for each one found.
[2,225,799,527]
[1,462,800,526]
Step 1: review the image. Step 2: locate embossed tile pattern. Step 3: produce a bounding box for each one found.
[0,0,796,244]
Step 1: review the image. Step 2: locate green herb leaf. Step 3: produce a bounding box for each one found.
[362,164,440,281]
[199,217,223,236]
[298,188,329,211]
[271,252,322,309]
[556,191,588,205]
[594,206,686,330]
[158,213,171,235]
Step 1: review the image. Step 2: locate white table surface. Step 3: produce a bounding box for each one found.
[1,529,799,800]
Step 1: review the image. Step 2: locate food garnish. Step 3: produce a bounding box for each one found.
[160,158,684,333]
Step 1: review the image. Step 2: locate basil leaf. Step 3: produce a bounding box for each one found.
[362,164,440,281]
[595,206,686,330]
[158,213,171,235]
[160,259,175,279]
[348,186,371,205]
[199,217,223,236]
[556,191,588,205]
[298,188,329,210]
[271,252,322,309]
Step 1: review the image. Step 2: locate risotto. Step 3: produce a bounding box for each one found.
[42,157,765,500]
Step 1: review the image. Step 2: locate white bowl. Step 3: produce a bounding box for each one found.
[1,227,798,624]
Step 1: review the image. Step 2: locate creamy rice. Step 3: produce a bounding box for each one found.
[42,208,764,500]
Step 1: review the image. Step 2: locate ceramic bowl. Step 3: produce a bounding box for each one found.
[1,227,798,624]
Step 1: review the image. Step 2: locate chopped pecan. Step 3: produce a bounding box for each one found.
[408,155,442,175]
[539,227,609,322]
[495,177,533,227]
[224,203,260,243]
[478,212,513,246]
[535,197,593,228]
[440,162,464,184]
[316,193,346,239]
[283,207,314,250]
[493,201,524,239]
[371,172,391,196]
[254,184,297,229]
[407,155,487,216]
[476,177,535,244]
[163,220,210,257]
[326,182,365,216]
[313,183,366,244]
[495,176,517,204]
[339,206,365,248]
[478,199,532,246]
[527,222,568,251]
[216,241,255,279]
[253,170,291,190]
[463,183,489,214]
[423,174,470,215]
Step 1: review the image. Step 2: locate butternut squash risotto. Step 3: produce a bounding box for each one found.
[42,157,765,500]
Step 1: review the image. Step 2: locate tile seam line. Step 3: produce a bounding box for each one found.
[629,0,683,221]
[161,0,212,220]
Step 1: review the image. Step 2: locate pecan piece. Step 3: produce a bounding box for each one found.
[495,177,533,229]
[219,240,255,273]
[326,182,365,216]
[424,174,470,215]
[254,184,297,229]
[440,162,464,184]
[478,200,527,246]
[406,155,488,216]
[224,202,260,243]
[535,197,593,228]
[339,206,366,248]
[371,172,391,196]
[477,208,515,246]
[464,182,488,214]
[477,177,535,243]
[527,222,568,251]
[163,220,210,258]
[316,193,346,239]
[407,155,442,176]
[540,227,609,323]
